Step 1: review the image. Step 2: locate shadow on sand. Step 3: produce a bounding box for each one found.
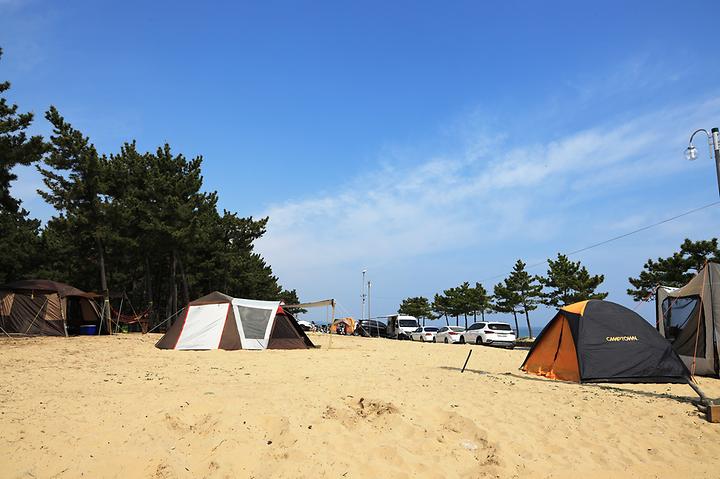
[440,366,703,408]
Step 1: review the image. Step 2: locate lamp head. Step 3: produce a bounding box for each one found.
[685,145,698,161]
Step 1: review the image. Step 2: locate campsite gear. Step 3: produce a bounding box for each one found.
[656,261,720,376]
[79,324,98,335]
[707,404,720,423]
[155,292,314,350]
[521,300,690,383]
[0,280,101,336]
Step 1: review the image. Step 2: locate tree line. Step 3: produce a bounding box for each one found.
[398,254,606,337]
[398,238,720,337]
[0,48,300,327]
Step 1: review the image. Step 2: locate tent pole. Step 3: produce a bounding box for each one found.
[146,307,186,334]
[116,295,124,334]
[0,301,12,339]
[0,325,12,339]
[688,378,711,405]
[0,295,12,339]
[58,295,68,337]
[24,297,49,334]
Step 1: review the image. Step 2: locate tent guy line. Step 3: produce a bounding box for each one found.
[480,200,720,283]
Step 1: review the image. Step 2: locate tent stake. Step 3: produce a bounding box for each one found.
[461,350,472,373]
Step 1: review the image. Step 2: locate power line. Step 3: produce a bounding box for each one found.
[480,200,720,283]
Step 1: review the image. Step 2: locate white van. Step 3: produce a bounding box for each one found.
[386,314,419,339]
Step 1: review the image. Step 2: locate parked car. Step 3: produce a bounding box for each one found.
[354,319,387,337]
[409,326,439,342]
[435,326,465,344]
[386,314,420,339]
[461,322,516,348]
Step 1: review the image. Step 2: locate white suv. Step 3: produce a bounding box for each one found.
[461,322,516,349]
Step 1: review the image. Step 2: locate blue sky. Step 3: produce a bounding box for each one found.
[3,1,720,328]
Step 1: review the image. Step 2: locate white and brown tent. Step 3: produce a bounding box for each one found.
[155,292,314,350]
[0,279,101,336]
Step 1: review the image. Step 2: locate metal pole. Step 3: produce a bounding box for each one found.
[712,127,720,198]
[367,281,371,326]
[687,377,711,406]
[461,350,473,373]
[361,269,366,322]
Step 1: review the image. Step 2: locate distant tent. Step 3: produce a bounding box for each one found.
[656,261,720,376]
[521,300,690,383]
[155,292,314,350]
[330,317,355,334]
[0,279,101,336]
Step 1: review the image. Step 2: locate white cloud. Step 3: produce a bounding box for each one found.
[257,96,720,280]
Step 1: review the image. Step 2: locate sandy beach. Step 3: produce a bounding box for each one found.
[1,333,719,478]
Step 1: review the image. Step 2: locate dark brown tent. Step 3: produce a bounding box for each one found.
[0,280,101,336]
[156,292,314,350]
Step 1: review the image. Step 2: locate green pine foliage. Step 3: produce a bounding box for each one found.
[398,296,435,325]
[0,48,46,214]
[492,280,522,336]
[627,238,719,301]
[540,254,607,308]
[0,47,301,324]
[0,48,47,281]
[431,293,451,326]
[505,259,542,337]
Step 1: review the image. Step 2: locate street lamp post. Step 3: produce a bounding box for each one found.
[361,269,367,321]
[685,127,720,197]
[367,281,371,323]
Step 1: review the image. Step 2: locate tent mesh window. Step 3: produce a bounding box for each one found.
[237,306,272,339]
[662,295,705,357]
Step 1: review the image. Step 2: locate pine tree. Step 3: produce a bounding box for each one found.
[627,238,719,301]
[398,296,435,326]
[0,46,301,325]
[38,106,113,328]
[468,282,491,321]
[0,48,46,213]
[493,281,521,336]
[432,293,451,326]
[442,286,465,327]
[541,254,607,308]
[505,259,542,338]
[278,289,306,315]
[0,48,46,282]
[455,282,473,329]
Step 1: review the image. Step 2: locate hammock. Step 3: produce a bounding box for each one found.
[111,305,152,333]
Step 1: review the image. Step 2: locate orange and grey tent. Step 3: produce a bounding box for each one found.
[155,292,314,350]
[521,300,690,383]
[0,279,101,336]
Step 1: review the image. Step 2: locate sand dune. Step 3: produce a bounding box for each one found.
[1,333,719,478]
